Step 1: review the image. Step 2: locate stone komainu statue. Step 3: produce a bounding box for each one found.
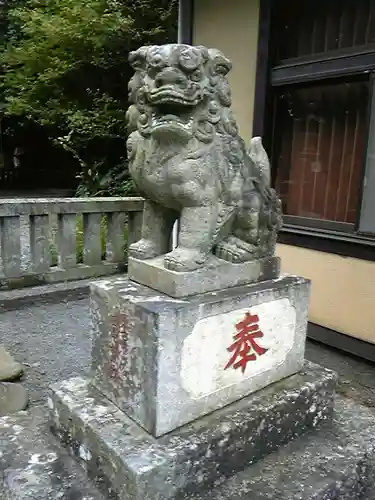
[126,44,282,272]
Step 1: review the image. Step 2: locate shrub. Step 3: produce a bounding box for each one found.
[0,0,177,195]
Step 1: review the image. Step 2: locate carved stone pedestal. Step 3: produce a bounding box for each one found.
[48,270,336,500]
[49,363,336,500]
[88,274,310,436]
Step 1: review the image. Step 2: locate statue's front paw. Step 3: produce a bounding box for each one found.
[129,239,163,260]
[164,247,207,272]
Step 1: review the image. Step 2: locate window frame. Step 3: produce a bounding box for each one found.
[256,0,375,249]
[272,46,375,86]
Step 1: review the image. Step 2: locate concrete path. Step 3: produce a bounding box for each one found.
[1,295,375,410]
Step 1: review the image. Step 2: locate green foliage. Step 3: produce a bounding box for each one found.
[0,0,177,195]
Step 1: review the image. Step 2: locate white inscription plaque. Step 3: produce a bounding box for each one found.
[181,298,297,399]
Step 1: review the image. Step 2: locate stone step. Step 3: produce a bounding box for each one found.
[49,362,336,500]
[191,397,375,500]
[0,407,109,500]
[1,397,374,500]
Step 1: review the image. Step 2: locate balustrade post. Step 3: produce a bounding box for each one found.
[83,213,102,265]
[30,215,51,273]
[106,212,126,262]
[58,214,77,268]
[0,216,21,277]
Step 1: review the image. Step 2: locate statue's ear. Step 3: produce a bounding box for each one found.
[129,47,148,71]
[208,49,232,76]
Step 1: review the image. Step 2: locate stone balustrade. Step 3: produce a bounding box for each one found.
[0,197,144,289]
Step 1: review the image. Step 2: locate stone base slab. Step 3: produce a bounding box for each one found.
[90,274,310,436]
[49,362,337,500]
[0,408,105,500]
[128,255,280,298]
[194,397,375,500]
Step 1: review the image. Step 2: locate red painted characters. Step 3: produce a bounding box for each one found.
[108,312,129,380]
[224,312,268,373]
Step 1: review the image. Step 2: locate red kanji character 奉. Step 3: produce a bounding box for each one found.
[224,312,268,373]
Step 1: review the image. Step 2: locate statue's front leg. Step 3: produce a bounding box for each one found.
[129,200,176,260]
[164,205,217,272]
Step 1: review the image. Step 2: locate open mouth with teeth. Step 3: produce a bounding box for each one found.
[149,87,200,107]
[145,85,204,140]
[149,101,196,137]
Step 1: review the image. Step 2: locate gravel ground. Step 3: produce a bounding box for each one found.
[1,296,375,409]
[0,297,91,406]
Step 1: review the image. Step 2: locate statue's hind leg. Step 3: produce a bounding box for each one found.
[215,231,254,263]
[215,200,279,262]
[214,235,259,263]
[214,196,262,262]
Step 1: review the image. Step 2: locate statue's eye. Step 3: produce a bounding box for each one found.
[190,69,202,82]
[148,53,165,69]
[179,49,200,71]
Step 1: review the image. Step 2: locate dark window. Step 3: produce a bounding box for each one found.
[274,79,368,224]
[266,0,375,237]
[274,0,375,62]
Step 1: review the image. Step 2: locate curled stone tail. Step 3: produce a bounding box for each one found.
[248,136,271,187]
